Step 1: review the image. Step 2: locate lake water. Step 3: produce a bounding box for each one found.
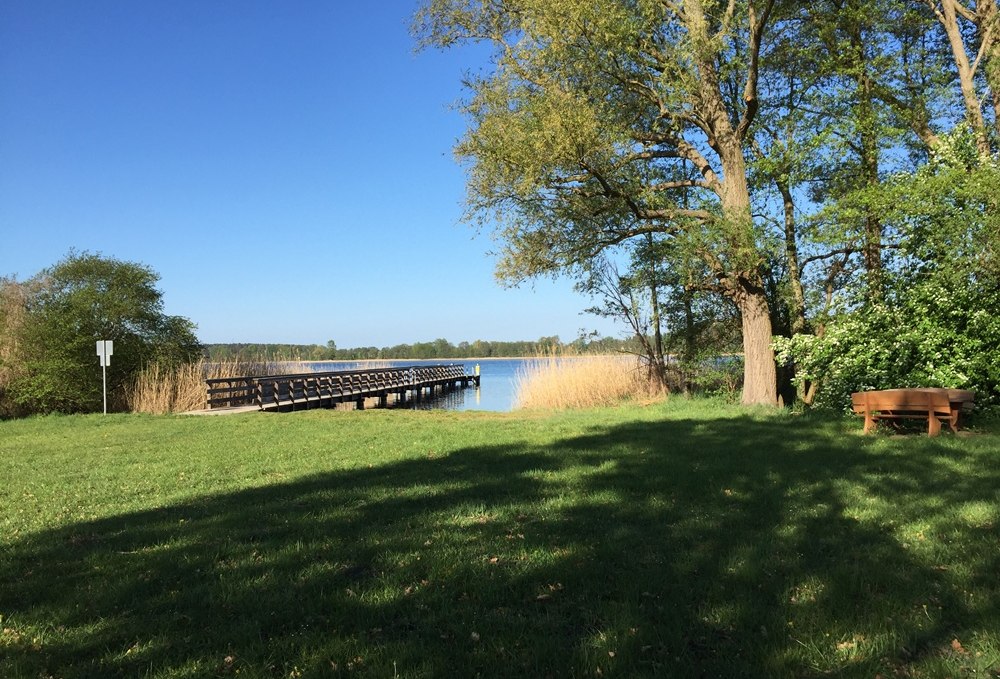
[303,358,529,412]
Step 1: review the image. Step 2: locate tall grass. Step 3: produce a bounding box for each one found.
[0,279,32,418]
[514,353,665,409]
[126,358,295,414]
[127,357,457,415]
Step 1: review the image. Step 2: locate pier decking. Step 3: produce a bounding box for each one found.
[205,364,480,412]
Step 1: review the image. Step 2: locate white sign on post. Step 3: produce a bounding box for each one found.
[96,340,113,366]
[96,340,113,413]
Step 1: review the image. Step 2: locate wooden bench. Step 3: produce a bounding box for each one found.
[851,388,974,436]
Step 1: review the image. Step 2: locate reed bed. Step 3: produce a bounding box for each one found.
[0,281,31,418]
[514,354,666,410]
[346,359,394,371]
[126,358,296,414]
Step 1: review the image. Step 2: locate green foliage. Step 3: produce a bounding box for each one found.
[775,148,1000,409]
[0,252,201,415]
[775,285,1000,410]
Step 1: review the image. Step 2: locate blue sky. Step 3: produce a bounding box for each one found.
[0,1,620,347]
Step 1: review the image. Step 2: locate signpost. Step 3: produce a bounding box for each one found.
[96,340,114,414]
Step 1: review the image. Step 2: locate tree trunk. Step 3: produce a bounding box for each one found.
[939,0,993,156]
[687,0,777,406]
[776,179,806,335]
[731,276,778,406]
[682,286,696,394]
[717,146,778,406]
[974,0,1000,147]
[849,17,885,300]
[646,234,666,387]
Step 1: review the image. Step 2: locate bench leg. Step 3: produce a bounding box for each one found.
[927,413,941,437]
[863,410,876,434]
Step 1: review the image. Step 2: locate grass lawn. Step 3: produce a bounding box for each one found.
[1,401,999,678]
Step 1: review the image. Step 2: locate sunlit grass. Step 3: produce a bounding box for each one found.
[1,404,998,678]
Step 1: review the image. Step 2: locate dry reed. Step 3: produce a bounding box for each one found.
[0,280,32,417]
[514,354,666,410]
[126,358,293,414]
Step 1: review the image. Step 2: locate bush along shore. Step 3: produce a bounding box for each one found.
[2,401,998,678]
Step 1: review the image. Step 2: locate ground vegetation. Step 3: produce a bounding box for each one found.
[2,405,997,677]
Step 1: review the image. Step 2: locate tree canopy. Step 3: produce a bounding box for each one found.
[418,0,783,404]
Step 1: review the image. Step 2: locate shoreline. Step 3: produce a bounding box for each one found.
[293,355,625,364]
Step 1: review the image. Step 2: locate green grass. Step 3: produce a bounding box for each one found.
[1,401,999,678]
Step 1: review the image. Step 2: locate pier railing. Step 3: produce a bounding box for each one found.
[206,364,476,411]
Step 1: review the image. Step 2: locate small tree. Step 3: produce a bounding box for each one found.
[1,252,201,415]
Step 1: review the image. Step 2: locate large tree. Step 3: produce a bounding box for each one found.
[418,0,782,405]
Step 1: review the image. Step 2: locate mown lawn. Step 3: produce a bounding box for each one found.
[1,401,998,678]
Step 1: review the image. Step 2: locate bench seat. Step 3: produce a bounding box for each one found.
[851,388,974,436]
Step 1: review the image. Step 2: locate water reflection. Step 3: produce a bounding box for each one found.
[405,387,477,411]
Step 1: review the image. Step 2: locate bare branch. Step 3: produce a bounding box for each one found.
[869,81,943,151]
[648,179,713,191]
[637,207,713,221]
[736,0,776,141]
[800,243,901,271]
[718,0,737,39]
[971,19,998,75]
[631,131,724,193]
[924,0,947,24]
[800,247,860,271]
[660,0,684,19]
[953,0,979,23]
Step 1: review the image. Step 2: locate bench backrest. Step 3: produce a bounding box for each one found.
[851,389,952,414]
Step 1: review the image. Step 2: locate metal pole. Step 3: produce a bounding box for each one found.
[102,358,107,415]
[96,339,112,414]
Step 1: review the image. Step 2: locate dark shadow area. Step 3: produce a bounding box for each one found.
[2,414,998,677]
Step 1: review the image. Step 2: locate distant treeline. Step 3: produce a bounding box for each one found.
[204,336,636,362]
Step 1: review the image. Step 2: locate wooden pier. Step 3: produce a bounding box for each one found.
[205,364,480,412]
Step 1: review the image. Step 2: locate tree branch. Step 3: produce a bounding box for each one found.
[635,207,714,221]
[800,247,860,271]
[631,131,724,193]
[953,0,978,23]
[649,179,713,191]
[736,0,776,141]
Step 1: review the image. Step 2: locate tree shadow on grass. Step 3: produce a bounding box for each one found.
[3,414,999,678]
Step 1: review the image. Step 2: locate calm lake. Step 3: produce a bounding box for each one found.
[303,358,529,412]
